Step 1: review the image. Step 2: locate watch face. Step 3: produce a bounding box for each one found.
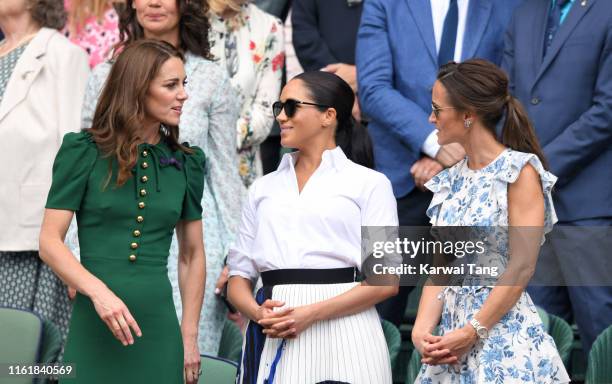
[477,328,488,338]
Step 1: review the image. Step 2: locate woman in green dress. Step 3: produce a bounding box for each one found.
[39,40,206,383]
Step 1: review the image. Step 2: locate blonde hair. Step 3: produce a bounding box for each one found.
[68,0,112,32]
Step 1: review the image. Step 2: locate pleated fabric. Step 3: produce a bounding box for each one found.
[238,282,393,384]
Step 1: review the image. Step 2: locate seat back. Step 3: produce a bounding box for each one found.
[548,314,574,367]
[217,319,243,363]
[0,307,43,362]
[381,319,401,370]
[586,324,612,384]
[536,306,550,332]
[405,348,422,384]
[198,354,238,384]
[0,307,43,384]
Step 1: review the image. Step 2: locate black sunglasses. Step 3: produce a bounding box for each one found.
[272,99,330,118]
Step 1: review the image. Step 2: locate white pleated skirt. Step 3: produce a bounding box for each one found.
[239,282,393,384]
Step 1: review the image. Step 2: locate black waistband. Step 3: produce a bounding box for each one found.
[261,267,357,286]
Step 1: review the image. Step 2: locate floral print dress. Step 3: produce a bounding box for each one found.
[417,149,570,384]
[63,0,120,68]
[209,3,284,187]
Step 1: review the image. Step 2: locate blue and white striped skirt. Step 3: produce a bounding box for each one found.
[238,282,393,384]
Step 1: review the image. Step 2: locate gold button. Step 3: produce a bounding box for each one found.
[133,230,141,237]
[141,162,149,169]
[138,202,145,209]
[129,254,137,262]
[141,175,148,183]
[136,216,144,223]
[131,242,138,249]
[142,150,148,157]
[140,189,147,196]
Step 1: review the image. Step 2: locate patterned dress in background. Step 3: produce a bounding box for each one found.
[0,41,72,361]
[209,3,284,187]
[63,0,120,68]
[417,149,570,384]
[72,52,244,355]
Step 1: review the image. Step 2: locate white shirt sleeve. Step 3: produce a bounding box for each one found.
[421,130,441,158]
[227,186,259,283]
[361,175,399,227]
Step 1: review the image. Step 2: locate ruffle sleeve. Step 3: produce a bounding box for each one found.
[424,166,455,225]
[180,144,206,221]
[45,131,98,211]
[495,151,558,238]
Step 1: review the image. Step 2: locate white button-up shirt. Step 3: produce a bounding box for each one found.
[228,147,398,282]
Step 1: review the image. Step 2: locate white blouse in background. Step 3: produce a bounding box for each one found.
[228,147,398,282]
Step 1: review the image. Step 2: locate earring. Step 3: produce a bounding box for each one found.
[464,119,472,128]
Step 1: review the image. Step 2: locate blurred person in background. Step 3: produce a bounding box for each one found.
[356,0,522,327]
[253,0,291,175]
[207,0,284,188]
[63,0,121,68]
[0,0,89,359]
[75,0,243,356]
[503,0,612,354]
[292,0,363,122]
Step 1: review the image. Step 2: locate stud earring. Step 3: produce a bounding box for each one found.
[464,119,472,128]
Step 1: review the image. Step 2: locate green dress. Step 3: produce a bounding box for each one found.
[46,131,205,383]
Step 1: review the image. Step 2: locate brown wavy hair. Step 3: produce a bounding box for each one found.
[437,59,549,169]
[116,0,212,59]
[28,0,67,30]
[88,39,192,187]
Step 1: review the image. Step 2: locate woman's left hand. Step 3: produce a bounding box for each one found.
[259,305,317,339]
[183,335,201,384]
[421,326,478,365]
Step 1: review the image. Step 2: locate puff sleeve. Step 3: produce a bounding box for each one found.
[45,131,98,211]
[494,152,558,237]
[180,145,206,221]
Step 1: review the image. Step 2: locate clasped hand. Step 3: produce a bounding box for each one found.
[417,327,478,365]
[256,299,316,339]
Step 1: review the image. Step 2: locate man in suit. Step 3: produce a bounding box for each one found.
[503,0,612,353]
[356,0,522,325]
[292,0,364,121]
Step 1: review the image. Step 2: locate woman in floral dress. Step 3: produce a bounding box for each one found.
[207,0,284,187]
[63,0,120,68]
[412,60,570,383]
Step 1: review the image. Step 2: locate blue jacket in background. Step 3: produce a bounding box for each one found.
[292,0,363,71]
[502,0,612,222]
[357,0,522,198]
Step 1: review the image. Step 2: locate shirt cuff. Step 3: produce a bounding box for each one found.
[421,130,441,158]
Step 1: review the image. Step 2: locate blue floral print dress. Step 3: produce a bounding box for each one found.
[416,149,570,384]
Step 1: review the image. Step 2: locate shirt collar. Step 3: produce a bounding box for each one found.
[277,146,350,172]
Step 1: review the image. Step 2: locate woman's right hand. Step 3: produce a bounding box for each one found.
[90,287,142,346]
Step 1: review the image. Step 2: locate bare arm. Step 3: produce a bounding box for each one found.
[472,163,544,329]
[412,282,445,352]
[176,219,206,338]
[175,219,206,384]
[39,208,141,346]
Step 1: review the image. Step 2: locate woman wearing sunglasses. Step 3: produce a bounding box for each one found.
[227,71,399,384]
